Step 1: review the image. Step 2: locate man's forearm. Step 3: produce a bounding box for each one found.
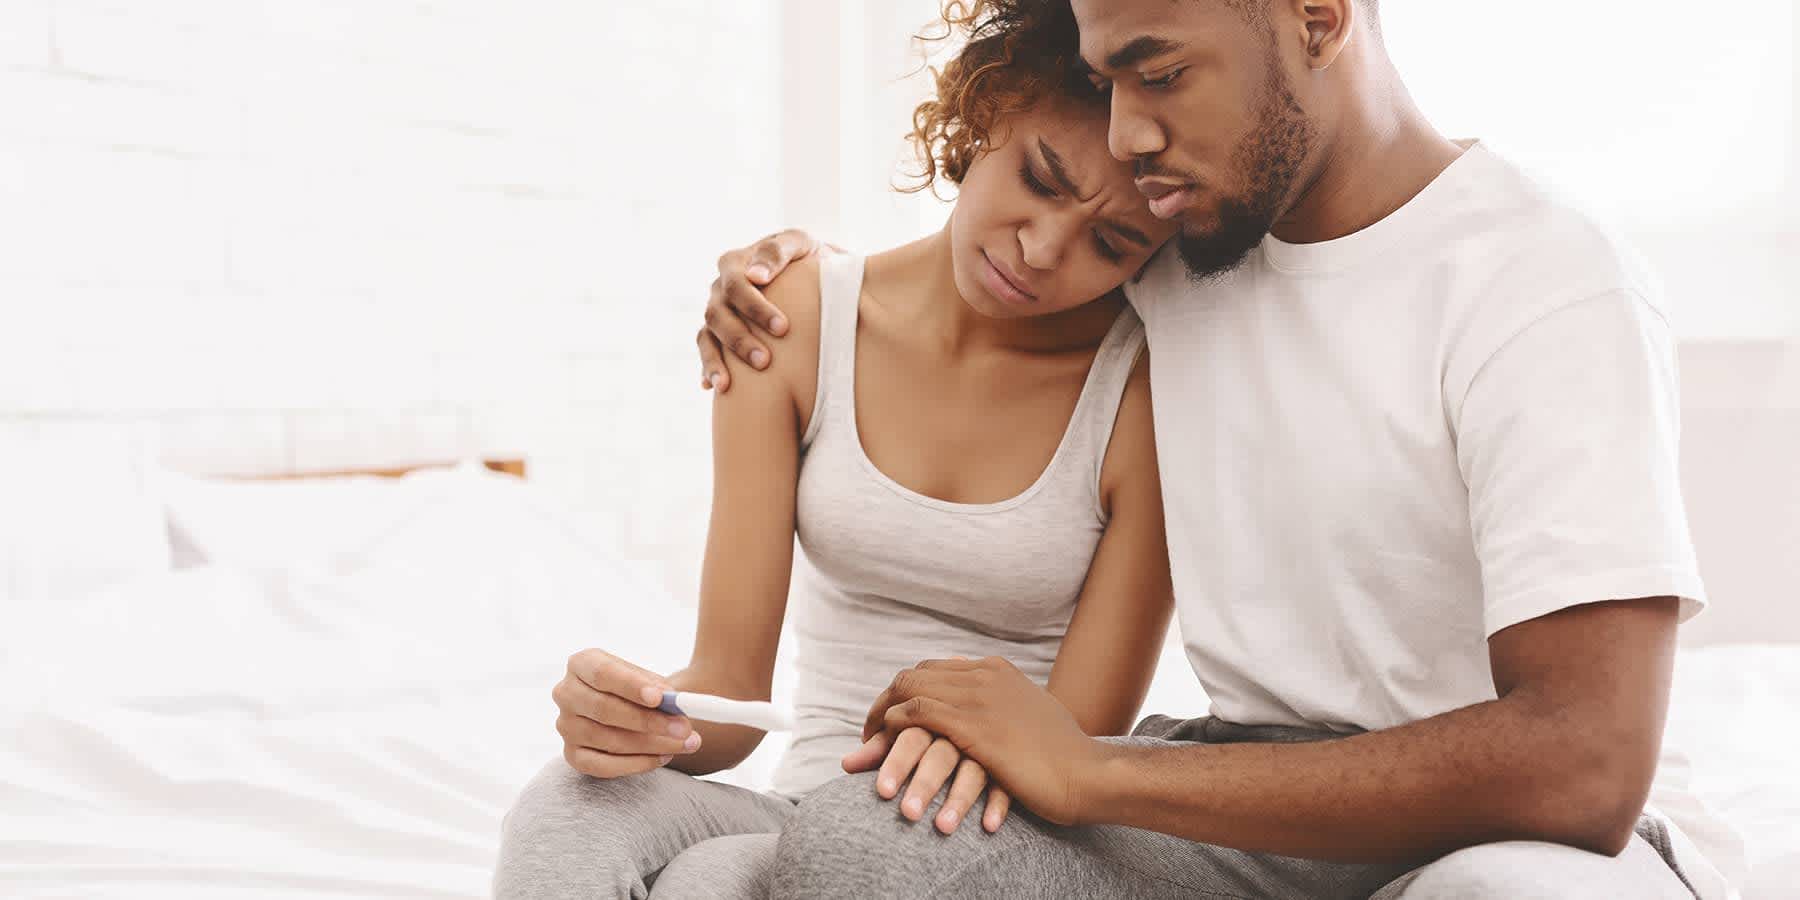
[1077,691,1652,863]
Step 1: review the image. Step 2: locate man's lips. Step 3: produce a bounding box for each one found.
[981,250,1037,305]
[1136,177,1196,220]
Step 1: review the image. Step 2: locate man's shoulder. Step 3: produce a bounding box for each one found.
[1441,145,1663,317]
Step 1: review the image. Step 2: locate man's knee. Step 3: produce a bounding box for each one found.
[1383,840,1688,900]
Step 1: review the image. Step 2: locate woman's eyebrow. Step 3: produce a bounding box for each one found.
[1037,138,1091,199]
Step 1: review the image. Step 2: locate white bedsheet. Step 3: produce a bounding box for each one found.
[3,562,1795,898]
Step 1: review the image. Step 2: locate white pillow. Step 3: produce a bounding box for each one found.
[0,429,171,606]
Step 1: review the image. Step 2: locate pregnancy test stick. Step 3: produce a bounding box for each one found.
[659,691,795,732]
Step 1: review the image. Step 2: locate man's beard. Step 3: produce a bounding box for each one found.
[1175,63,1316,281]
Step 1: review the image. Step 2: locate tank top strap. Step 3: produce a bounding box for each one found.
[1066,306,1148,523]
[800,251,866,450]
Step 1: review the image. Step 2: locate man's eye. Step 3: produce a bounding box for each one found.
[1142,68,1184,89]
[1018,163,1056,198]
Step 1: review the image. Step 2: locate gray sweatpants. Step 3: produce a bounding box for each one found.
[495,716,1700,899]
[770,716,1701,899]
[493,762,794,900]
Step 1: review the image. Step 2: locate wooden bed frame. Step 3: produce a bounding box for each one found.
[241,458,527,481]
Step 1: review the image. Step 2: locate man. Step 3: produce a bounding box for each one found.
[695,0,1736,897]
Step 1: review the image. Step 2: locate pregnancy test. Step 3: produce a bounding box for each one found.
[659,690,795,732]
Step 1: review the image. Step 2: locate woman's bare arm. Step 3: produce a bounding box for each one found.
[664,256,824,775]
[1047,352,1176,736]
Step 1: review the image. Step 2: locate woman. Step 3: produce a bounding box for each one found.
[494,3,1178,896]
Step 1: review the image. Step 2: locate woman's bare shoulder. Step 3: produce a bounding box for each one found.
[731,252,826,428]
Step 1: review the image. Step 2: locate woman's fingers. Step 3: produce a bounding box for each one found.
[934,758,989,835]
[565,648,667,707]
[551,676,690,739]
[982,786,1013,833]
[556,712,699,758]
[874,727,934,799]
[899,737,963,822]
[840,733,891,774]
[563,745,671,780]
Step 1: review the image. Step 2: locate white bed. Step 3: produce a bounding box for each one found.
[1,445,1796,898]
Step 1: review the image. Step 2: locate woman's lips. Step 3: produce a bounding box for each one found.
[981,251,1037,305]
[1137,179,1196,220]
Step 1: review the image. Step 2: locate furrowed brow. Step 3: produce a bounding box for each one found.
[1036,138,1088,198]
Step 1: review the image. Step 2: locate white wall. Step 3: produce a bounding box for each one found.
[1,0,1793,606]
[0,0,782,600]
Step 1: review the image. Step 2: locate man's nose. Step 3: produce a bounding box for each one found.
[1108,92,1166,163]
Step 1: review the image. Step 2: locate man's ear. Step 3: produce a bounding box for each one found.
[1285,0,1354,72]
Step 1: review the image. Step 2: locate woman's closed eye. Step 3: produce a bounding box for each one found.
[1018,163,1128,263]
[1018,161,1057,198]
[1091,232,1124,263]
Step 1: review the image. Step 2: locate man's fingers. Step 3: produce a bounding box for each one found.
[745,229,817,295]
[705,284,773,369]
[864,665,972,740]
[566,649,667,707]
[875,727,934,800]
[841,733,891,773]
[696,328,732,392]
[935,758,989,835]
[563,746,671,780]
[915,657,983,672]
[884,695,963,743]
[982,787,1013,833]
[900,738,963,822]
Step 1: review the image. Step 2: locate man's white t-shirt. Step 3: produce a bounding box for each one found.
[1127,141,1736,892]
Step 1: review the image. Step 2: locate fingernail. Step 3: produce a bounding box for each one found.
[879,778,896,797]
[903,797,922,818]
[748,265,770,282]
[770,315,788,334]
[940,811,960,829]
[667,719,689,738]
[682,732,702,752]
[750,349,768,368]
[659,755,674,765]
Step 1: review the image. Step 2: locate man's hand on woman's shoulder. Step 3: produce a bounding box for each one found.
[697,228,820,392]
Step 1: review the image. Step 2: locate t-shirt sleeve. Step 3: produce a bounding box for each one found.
[1452,288,1707,637]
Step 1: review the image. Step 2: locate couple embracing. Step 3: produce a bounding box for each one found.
[496,1,1730,897]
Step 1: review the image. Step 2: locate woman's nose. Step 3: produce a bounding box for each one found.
[1018,215,1080,271]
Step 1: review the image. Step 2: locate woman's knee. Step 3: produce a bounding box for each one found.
[494,759,688,899]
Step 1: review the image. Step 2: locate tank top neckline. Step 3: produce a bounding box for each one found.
[831,253,1140,516]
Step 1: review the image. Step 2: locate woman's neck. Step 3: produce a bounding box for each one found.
[866,227,1123,359]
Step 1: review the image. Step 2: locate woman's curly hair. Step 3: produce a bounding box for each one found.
[904,1,1092,196]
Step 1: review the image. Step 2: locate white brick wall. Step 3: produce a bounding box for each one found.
[0,1,783,603]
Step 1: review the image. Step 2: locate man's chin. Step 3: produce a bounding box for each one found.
[1175,227,1266,282]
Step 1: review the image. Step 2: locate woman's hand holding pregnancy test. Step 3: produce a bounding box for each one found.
[553,648,703,779]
